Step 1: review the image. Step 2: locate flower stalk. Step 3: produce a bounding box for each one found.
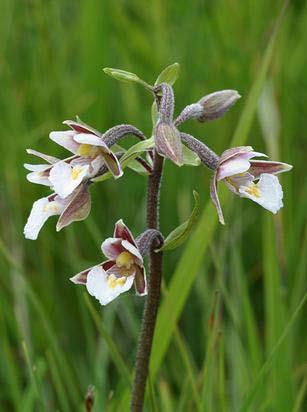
[180,132,219,170]
[131,150,164,411]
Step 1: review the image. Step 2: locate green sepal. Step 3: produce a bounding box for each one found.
[157,191,200,252]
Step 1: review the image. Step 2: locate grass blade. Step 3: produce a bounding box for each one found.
[239,292,307,412]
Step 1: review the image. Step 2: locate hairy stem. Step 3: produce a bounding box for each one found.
[136,229,164,257]
[131,150,164,411]
[180,132,219,170]
[101,124,147,147]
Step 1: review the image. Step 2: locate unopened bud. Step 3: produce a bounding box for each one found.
[197,90,241,122]
[155,122,183,166]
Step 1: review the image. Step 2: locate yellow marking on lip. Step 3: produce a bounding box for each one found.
[43,202,59,213]
[77,144,100,157]
[107,275,127,289]
[116,251,134,269]
[71,166,84,180]
[245,183,260,198]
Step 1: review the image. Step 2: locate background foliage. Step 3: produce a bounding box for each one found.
[0,0,306,410]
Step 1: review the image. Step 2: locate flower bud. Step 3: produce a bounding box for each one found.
[197,90,241,122]
[155,122,183,166]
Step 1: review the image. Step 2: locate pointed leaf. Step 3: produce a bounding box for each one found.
[126,158,150,175]
[110,143,151,175]
[91,138,154,183]
[103,67,152,91]
[182,145,201,166]
[157,191,200,251]
[155,62,180,86]
[120,137,154,164]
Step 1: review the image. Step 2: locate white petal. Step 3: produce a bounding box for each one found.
[26,149,59,164]
[24,163,50,172]
[26,170,51,186]
[239,151,267,160]
[73,133,108,148]
[218,158,251,181]
[89,155,105,176]
[86,266,134,306]
[239,173,283,214]
[225,172,254,193]
[49,161,89,198]
[24,197,63,240]
[49,131,80,154]
[122,240,143,264]
[210,173,225,225]
[101,237,123,260]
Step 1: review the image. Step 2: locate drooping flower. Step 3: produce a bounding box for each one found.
[50,119,122,180]
[25,120,122,199]
[70,220,146,305]
[210,146,292,224]
[24,183,91,240]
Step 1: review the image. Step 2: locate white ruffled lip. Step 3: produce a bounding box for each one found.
[86,265,135,306]
[23,196,65,240]
[239,173,283,214]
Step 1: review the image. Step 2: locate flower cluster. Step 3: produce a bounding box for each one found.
[24,120,136,240]
[24,66,293,306]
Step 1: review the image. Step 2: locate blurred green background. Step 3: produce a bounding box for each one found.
[0,0,306,411]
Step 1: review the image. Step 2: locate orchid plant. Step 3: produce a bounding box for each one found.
[24,63,292,411]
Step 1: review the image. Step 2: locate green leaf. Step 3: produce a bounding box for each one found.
[125,158,150,175]
[239,292,307,412]
[103,67,152,91]
[182,145,201,166]
[120,137,154,164]
[91,138,154,183]
[158,191,200,251]
[155,62,180,86]
[110,143,150,175]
